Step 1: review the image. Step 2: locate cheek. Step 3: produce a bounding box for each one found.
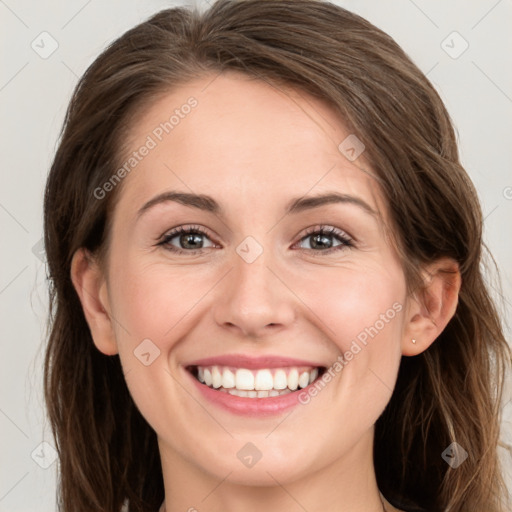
[312,267,405,421]
[109,259,212,343]
[107,262,208,429]
[301,264,405,350]
[292,260,406,416]
[109,251,406,357]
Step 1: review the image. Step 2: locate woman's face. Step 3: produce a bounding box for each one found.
[98,72,410,484]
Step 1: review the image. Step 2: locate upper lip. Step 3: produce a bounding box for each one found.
[185,354,325,370]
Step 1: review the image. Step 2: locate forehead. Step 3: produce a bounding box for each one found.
[116,71,386,222]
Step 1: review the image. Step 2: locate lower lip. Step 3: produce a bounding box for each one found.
[185,368,316,417]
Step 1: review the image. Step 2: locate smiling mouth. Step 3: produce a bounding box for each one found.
[186,365,326,398]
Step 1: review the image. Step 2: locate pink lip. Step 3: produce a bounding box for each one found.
[185,354,324,369]
[184,367,319,417]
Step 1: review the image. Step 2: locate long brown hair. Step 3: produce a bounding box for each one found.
[43,1,512,510]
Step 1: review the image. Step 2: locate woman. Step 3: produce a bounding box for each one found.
[42,1,512,511]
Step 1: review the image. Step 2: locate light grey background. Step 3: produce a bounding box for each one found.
[1,1,511,510]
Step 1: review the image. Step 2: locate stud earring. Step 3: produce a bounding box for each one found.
[412,339,417,344]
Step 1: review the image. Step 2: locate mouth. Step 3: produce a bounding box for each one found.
[186,365,327,398]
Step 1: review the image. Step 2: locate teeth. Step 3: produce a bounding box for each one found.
[298,371,310,389]
[194,365,321,394]
[254,369,274,390]
[228,388,293,398]
[203,368,212,387]
[212,366,222,389]
[273,369,288,390]
[222,368,235,389]
[287,368,299,390]
[235,369,254,390]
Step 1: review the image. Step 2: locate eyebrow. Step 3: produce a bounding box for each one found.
[136,191,378,219]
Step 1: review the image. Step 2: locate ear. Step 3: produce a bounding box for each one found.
[70,248,118,355]
[401,257,461,356]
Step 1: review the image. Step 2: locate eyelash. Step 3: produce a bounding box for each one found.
[156,224,354,256]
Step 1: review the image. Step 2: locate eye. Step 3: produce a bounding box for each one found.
[294,225,354,255]
[156,224,354,256]
[157,225,216,255]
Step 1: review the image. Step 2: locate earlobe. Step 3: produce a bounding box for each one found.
[402,258,461,356]
[70,248,118,356]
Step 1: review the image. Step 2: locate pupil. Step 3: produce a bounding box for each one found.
[312,234,332,249]
[182,233,203,249]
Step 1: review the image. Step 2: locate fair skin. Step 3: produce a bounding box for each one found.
[71,72,460,512]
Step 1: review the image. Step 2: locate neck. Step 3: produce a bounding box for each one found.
[157,428,389,512]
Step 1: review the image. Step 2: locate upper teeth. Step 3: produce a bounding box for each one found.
[196,366,319,391]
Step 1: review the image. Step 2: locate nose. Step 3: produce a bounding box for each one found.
[212,247,296,339]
